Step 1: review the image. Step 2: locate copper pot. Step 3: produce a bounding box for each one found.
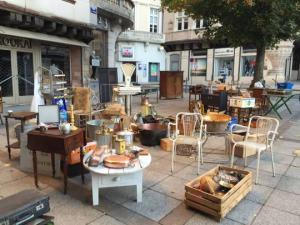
[138,123,167,146]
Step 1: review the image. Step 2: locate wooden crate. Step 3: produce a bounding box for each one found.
[160,138,173,152]
[185,166,252,221]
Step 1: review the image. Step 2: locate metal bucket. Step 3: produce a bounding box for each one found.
[117,130,134,146]
[86,119,115,140]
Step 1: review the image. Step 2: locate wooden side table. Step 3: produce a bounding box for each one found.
[4,112,38,159]
[27,128,86,194]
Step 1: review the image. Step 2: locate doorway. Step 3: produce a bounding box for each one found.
[0,48,35,104]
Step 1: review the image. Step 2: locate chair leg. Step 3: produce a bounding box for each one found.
[197,142,203,175]
[270,146,276,177]
[256,150,261,184]
[171,142,176,174]
[230,143,237,168]
[243,146,248,167]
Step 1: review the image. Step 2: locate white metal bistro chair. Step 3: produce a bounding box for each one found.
[230,116,279,184]
[168,112,207,175]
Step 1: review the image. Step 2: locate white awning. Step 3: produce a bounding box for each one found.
[0,25,89,47]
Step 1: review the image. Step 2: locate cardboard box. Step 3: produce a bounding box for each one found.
[229,97,255,108]
[160,138,173,152]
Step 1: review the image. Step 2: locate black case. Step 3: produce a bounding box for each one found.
[0,189,50,225]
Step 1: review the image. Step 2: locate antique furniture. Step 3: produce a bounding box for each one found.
[264,91,300,119]
[168,112,207,174]
[230,116,279,184]
[160,71,183,99]
[5,112,38,159]
[83,150,151,206]
[251,88,268,115]
[27,128,86,194]
[201,92,228,112]
[97,68,118,103]
[0,86,3,125]
[189,85,207,112]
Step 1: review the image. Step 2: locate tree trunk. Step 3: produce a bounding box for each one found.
[253,45,266,83]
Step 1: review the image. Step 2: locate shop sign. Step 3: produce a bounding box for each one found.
[120,46,134,59]
[0,36,32,49]
[215,48,234,56]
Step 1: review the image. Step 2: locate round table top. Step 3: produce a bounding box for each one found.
[83,150,151,175]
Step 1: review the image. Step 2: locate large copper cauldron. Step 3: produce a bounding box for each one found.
[138,123,167,146]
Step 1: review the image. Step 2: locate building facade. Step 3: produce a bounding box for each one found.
[0,0,94,105]
[115,0,165,83]
[163,11,295,85]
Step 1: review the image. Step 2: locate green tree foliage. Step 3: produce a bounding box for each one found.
[161,0,300,82]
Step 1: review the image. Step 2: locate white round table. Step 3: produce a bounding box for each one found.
[83,151,151,206]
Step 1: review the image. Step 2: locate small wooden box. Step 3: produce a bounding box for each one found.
[229,97,255,108]
[160,138,173,152]
[185,166,252,221]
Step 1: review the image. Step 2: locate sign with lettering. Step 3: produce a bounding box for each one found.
[0,36,32,49]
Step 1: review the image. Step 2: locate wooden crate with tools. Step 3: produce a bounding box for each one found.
[185,166,252,221]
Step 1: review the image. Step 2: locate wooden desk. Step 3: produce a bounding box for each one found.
[27,128,86,194]
[4,112,38,159]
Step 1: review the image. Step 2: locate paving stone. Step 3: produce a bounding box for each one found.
[252,206,300,225]
[122,189,181,222]
[143,169,169,189]
[99,186,137,204]
[285,166,300,179]
[164,153,196,165]
[0,176,48,198]
[147,147,170,159]
[273,140,300,156]
[248,158,289,175]
[266,189,300,215]
[0,166,28,185]
[246,168,281,188]
[277,176,300,195]
[291,157,300,167]
[191,162,220,171]
[151,176,188,200]
[185,213,242,225]
[173,165,206,181]
[88,215,126,225]
[260,152,294,165]
[107,202,160,225]
[42,187,73,209]
[148,158,187,175]
[226,199,262,224]
[245,184,273,204]
[159,203,195,225]
[51,197,102,225]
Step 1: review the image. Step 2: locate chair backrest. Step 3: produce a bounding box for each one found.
[245,116,279,146]
[73,87,91,113]
[175,112,204,138]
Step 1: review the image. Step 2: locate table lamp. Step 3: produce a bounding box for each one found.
[121,63,136,87]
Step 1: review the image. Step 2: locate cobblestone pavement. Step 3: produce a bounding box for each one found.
[0,92,300,225]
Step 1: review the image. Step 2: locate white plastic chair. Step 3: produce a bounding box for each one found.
[230,116,279,184]
[168,112,207,175]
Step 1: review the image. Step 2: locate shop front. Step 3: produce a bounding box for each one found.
[0,27,88,105]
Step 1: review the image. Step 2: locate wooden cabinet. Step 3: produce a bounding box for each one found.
[160,71,183,99]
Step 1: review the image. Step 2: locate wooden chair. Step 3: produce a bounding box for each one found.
[168,112,207,174]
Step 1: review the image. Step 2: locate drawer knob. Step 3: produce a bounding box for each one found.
[113,177,120,182]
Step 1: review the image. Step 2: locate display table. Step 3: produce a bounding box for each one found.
[264,92,300,119]
[5,112,38,159]
[83,151,151,206]
[27,128,86,194]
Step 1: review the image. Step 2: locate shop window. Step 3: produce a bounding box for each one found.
[241,55,256,77]
[150,8,159,33]
[176,12,188,31]
[190,58,207,76]
[170,54,180,71]
[41,45,70,84]
[214,57,234,81]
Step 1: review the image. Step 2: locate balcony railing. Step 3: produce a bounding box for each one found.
[100,0,134,24]
[118,30,165,43]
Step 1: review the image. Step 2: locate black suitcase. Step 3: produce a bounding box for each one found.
[0,189,50,225]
